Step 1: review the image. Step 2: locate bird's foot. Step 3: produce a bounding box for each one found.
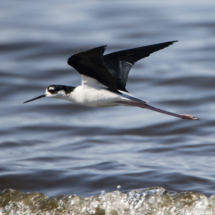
[180,114,199,120]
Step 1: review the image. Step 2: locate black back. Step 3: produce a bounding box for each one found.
[67,41,177,92]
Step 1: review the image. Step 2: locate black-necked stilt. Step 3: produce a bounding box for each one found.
[24,41,198,120]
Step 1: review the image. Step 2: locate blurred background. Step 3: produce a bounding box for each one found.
[1,0,215,198]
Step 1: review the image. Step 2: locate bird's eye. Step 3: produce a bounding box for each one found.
[48,87,55,92]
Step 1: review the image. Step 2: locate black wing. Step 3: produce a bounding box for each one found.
[103,41,178,92]
[67,46,119,93]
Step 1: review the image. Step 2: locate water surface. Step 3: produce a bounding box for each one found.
[1,0,215,213]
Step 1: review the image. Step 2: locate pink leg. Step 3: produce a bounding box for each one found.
[117,101,198,120]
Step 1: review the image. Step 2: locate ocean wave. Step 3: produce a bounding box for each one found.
[1,187,215,215]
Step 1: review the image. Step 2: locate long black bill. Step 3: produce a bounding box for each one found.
[23,94,46,104]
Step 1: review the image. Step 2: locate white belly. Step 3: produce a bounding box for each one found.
[68,86,124,107]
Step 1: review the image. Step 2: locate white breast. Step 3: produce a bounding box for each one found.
[64,75,145,107]
[68,86,120,107]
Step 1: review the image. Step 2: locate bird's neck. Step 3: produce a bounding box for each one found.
[63,86,76,94]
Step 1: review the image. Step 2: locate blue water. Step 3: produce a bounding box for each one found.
[1,0,215,203]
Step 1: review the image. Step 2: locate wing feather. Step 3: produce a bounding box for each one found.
[67,41,178,93]
[67,46,119,93]
[103,41,178,92]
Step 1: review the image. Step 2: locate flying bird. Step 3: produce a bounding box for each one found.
[24,41,198,120]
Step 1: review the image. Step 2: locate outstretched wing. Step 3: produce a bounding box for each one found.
[67,46,119,93]
[103,41,178,92]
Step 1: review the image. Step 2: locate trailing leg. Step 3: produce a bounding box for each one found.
[117,101,198,120]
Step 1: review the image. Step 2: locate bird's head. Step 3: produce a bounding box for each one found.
[23,85,75,103]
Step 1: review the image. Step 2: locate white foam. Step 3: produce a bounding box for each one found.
[1,187,215,215]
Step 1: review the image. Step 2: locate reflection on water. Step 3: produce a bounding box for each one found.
[1,0,215,214]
